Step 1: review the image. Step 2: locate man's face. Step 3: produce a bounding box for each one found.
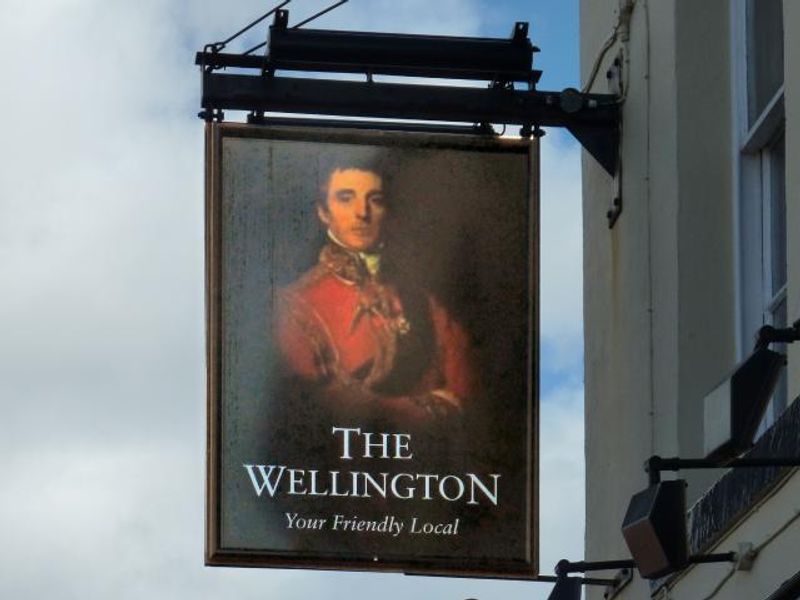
[318,168,386,252]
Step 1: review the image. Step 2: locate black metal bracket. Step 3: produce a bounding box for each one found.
[198,108,225,122]
[194,10,621,175]
[550,553,736,599]
[541,561,629,600]
[645,454,800,486]
[604,567,633,600]
[607,196,622,228]
[551,559,633,599]
[555,558,635,575]
[755,319,800,351]
[536,573,617,586]
[555,553,736,575]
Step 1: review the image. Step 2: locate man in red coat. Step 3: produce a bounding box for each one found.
[275,164,478,426]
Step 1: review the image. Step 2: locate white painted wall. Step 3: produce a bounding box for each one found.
[580,0,800,598]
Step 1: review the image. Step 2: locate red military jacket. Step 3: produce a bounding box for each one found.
[275,242,478,423]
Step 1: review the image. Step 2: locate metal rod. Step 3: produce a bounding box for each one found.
[534,574,617,585]
[196,52,267,69]
[243,115,494,135]
[646,454,800,482]
[580,576,619,586]
[215,1,291,49]
[292,0,349,29]
[199,73,618,128]
[556,559,635,575]
[556,553,735,578]
[243,41,268,56]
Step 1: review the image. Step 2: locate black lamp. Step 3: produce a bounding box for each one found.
[622,320,800,578]
[703,347,785,462]
[704,320,799,463]
[621,479,687,579]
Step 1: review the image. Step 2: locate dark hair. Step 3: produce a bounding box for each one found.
[316,154,395,208]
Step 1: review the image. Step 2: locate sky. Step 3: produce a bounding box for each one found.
[0,1,584,598]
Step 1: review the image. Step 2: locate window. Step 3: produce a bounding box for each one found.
[745,0,784,126]
[734,0,786,429]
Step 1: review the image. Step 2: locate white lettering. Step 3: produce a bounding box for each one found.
[363,432,391,458]
[439,475,466,502]
[467,473,500,506]
[243,464,286,497]
[288,469,307,495]
[332,427,361,459]
[395,433,413,459]
[390,473,415,499]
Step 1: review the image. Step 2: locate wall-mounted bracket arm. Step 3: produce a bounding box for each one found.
[645,454,800,486]
[195,69,621,174]
[195,12,621,175]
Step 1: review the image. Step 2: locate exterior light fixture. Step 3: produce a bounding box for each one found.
[621,320,800,580]
[620,484,737,579]
[621,479,688,579]
[704,320,800,463]
[622,447,800,579]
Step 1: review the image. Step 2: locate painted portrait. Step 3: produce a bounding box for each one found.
[206,123,538,577]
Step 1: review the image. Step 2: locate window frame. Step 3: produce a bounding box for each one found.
[732,0,787,429]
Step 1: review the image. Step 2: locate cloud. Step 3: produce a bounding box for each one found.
[539,130,584,375]
[0,386,584,600]
[0,0,207,450]
[173,0,484,56]
[539,381,586,561]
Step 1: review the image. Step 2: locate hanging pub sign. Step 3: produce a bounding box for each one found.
[205,122,539,578]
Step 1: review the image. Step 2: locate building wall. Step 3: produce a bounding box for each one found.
[580,7,671,597]
[581,1,799,598]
